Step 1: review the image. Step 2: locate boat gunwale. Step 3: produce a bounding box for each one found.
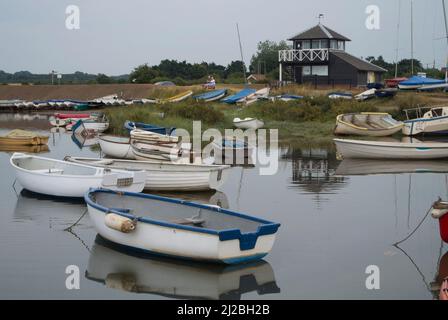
[85,188,280,240]
[99,134,131,145]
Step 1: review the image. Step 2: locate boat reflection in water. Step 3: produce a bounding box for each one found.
[149,190,229,209]
[336,159,448,176]
[0,144,49,154]
[281,146,346,204]
[86,235,280,300]
[71,133,99,149]
[13,189,85,224]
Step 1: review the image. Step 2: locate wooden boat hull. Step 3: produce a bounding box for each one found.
[334,138,448,159]
[85,189,280,264]
[10,153,145,197]
[0,136,49,146]
[334,113,403,137]
[65,157,231,191]
[99,135,135,159]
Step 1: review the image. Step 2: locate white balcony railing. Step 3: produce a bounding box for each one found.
[279,49,329,63]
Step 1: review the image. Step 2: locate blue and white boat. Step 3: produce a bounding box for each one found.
[398,76,445,90]
[221,88,256,104]
[193,89,227,102]
[124,120,175,135]
[276,94,304,102]
[403,106,448,136]
[85,188,280,264]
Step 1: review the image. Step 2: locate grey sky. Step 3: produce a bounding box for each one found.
[0,0,446,75]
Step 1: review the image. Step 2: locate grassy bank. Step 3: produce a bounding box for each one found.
[102,88,448,143]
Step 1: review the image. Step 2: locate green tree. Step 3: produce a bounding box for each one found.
[249,40,291,75]
[96,73,111,84]
[129,64,159,83]
[225,61,246,77]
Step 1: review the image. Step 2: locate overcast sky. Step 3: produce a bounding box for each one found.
[0,0,446,75]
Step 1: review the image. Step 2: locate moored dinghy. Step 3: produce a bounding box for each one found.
[221,88,256,104]
[193,89,228,102]
[334,138,448,159]
[403,106,448,136]
[85,188,280,264]
[124,120,175,135]
[334,113,403,137]
[64,156,231,191]
[10,153,145,197]
[98,135,135,159]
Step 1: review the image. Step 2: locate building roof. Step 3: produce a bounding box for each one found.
[330,50,387,72]
[288,23,351,41]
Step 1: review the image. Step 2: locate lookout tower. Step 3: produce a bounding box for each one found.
[278,23,386,86]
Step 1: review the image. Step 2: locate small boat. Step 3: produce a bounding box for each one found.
[385,77,408,88]
[131,139,184,162]
[10,153,146,197]
[276,94,304,102]
[334,138,448,159]
[417,82,448,92]
[86,235,279,299]
[160,91,193,103]
[398,76,445,90]
[54,113,91,119]
[193,89,227,102]
[124,120,175,135]
[73,103,90,111]
[355,88,376,101]
[154,81,175,87]
[375,88,398,98]
[72,115,109,134]
[403,106,448,136]
[49,113,93,127]
[233,117,264,130]
[0,129,49,146]
[430,199,448,243]
[99,135,135,159]
[241,88,270,105]
[64,156,231,191]
[0,144,49,154]
[334,113,403,137]
[366,83,384,90]
[327,92,353,100]
[71,133,99,149]
[141,98,157,104]
[85,188,280,264]
[221,88,256,104]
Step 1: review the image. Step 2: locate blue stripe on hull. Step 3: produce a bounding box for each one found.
[97,234,267,265]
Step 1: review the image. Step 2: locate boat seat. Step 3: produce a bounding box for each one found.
[170,217,206,227]
[31,168,64,174]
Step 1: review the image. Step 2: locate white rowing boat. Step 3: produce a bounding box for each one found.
[85,188,280,264]
[99,135,135,159]
[10,153,145,197]
[233,117,264,130]
[334,113,403,137]
[64,156,231,191]
[334,138,448,159]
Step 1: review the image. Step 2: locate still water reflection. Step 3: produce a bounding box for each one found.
[0,114,447,299]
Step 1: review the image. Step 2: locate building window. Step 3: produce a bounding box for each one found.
[302,40,311,49]
[302,66,311,75]
[312,65,328,76]
[330,40,338,49]
[312,40,320,49]
[337,41,345,50]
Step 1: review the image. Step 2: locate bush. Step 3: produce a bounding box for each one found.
[161,102,224,124]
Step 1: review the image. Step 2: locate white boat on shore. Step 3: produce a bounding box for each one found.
[64,156,231,191]
[233,117,264,130]
[85,188,280,264]
[334,138,448,159]
[334,113,403,137]
[10,153,145,197]
[403,106,448,136]
[355,88,376,101]
[99,135,135,159]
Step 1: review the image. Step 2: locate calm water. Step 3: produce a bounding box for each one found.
[0,114,447,299]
